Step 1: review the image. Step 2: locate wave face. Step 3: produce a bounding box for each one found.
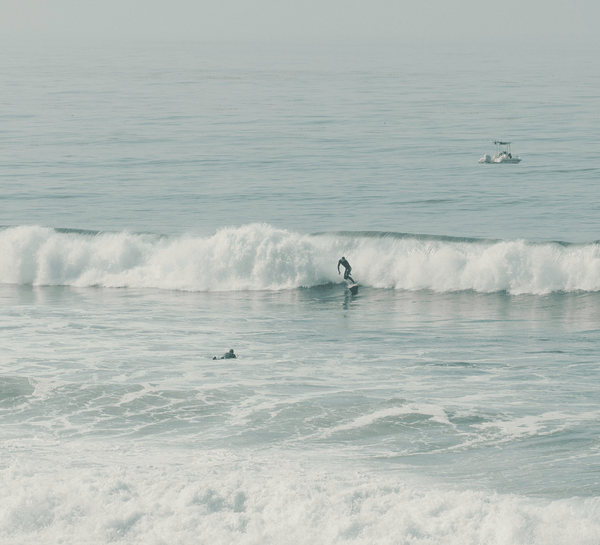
[2,224,600,294]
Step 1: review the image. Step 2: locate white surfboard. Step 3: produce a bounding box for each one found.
[346,282,359,295]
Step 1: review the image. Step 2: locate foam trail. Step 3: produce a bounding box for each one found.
[2,225,600,294]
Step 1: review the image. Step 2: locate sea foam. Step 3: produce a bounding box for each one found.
[3,455,600,545]
[2,225,600,294]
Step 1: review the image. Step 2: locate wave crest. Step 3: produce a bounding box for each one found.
[2,225,600,294]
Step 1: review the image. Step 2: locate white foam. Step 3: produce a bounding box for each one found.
[3,225,600,294]
[473,411,599,442]
[2,453,600,545]
[309,404,453,441]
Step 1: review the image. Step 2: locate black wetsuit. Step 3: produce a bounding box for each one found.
[337,258,354,282]
[214,350,236,360]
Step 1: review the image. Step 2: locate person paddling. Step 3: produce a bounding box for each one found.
[213,349,237,360]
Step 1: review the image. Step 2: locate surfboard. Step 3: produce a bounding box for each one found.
[347,282,359,295]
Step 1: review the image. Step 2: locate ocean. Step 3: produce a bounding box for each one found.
[2,39,600,544]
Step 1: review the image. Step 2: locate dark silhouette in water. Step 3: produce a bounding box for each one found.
[213,349,236,360]
[337,256,355,283]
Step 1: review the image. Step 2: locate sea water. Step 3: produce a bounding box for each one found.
[1,40,600,544]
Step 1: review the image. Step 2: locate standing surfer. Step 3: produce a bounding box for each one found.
[337,257,355,283]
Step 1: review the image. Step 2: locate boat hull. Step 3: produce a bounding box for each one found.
[491,156,521,163]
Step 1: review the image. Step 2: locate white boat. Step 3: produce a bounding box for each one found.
[479,141,521,164]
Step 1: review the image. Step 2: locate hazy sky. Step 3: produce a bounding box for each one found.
[2,0,599,44]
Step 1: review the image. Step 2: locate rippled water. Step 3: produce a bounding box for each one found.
[2,40,600,544]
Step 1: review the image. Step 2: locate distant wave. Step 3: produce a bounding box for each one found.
[2,224,600,294]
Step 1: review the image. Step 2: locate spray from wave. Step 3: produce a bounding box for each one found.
[2,224,600,294]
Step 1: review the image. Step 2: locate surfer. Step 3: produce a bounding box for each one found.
[213,349,237,360]
[337,257,354,283]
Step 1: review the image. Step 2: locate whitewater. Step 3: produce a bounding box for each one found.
[2,40,600,544]
[3,225,600,294]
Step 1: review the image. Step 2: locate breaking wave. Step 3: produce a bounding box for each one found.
[2,224,600,295]
[3,455,600,545]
